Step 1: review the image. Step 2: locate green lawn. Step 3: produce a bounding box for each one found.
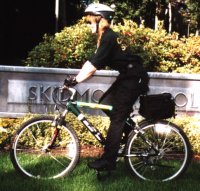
[0,152,200,191]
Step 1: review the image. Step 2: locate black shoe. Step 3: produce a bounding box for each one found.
[88,158,116,171]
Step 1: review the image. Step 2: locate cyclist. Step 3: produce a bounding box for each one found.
[66,3,149,171]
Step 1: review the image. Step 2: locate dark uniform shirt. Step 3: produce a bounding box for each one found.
[87,28,149,164]
[89,28,145,78]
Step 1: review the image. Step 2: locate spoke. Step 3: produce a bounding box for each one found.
[36,123,40,130]
[17,152,43,164]
[16,143,32,150]
[160,136,175,150]
[49,152,66,167]
[28,128,41,148]
[133,161,146,170]
[134,161,148,176]
[163,153,186,160]
[151,126,160,145]
[164,152,185,156]
[149,163,175,169]
[160,134,168,149]
[161,143,183,153]
[16,148,41,153]
[127,153,154,157]
[159,133,183,153]
[140,136,153,148]
[65,155,73,160]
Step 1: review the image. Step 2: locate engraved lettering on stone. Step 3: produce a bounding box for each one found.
[5,75,200,116]
[40,86,51,102]
[174,92,188,107]
[91,89,104,103]
[28,86,37,100]
[191,93,198,109]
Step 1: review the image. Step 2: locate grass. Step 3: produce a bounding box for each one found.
[0,152,200,191]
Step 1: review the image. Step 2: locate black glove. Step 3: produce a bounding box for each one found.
[64,75,78,87]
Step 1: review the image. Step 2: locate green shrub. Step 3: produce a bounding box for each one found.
[0,116,32,149]
[0,114,110,150]
[1,114,200,154]
[113,20,200,72]
[171,115,200,154]
[23,19,200,73]
[24,20,96,69]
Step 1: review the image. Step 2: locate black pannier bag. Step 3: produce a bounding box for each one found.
[139,93,175,120]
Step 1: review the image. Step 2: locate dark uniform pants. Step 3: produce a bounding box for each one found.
[99,76,141,163]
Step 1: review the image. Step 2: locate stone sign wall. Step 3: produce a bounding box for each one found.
[0,66,200,118]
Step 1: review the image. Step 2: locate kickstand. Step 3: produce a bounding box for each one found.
[96,170,111,181]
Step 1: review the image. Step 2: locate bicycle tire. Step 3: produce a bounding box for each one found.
[125,120,192,182]
[10,115,80,179]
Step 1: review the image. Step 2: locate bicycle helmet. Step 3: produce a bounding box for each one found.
[84,3,114,23]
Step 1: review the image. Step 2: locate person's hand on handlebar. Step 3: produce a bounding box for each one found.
[64,75,78,87]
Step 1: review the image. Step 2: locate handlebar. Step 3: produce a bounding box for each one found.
[60,85,77,101]
[52,82,113,111]
[52,84,77,108]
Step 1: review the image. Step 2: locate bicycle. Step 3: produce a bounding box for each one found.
[10,81,192,181]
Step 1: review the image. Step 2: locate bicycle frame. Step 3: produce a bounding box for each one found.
[52,86,114,146]
[66,100,113,145]
[52,87,155,151]
[63,100,160,158]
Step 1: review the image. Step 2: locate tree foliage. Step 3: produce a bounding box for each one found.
[186,0,200,32]
[23,19,200,73]
[98,0,199,35]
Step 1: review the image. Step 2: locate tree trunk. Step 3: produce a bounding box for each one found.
[155,2,159,30]
[155,14,158,30]
[196,30,199,36]
[168,2,172,33]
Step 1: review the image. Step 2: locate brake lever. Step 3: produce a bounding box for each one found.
[59,85,68,93]
[59,85,76,100]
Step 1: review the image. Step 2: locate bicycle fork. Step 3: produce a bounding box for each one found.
[51,102,106,147]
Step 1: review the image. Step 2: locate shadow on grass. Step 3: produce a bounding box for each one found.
[1,153,200,191]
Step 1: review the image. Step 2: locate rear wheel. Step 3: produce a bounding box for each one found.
[125,120,192,182]
[10,116,80,179]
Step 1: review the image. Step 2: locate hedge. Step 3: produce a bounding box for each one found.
[0,114,109,149]
[1,114,200,154]
[23,19,200,73]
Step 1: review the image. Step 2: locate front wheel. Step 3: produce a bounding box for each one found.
[10,116,80,179]
[125,120,192,182]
